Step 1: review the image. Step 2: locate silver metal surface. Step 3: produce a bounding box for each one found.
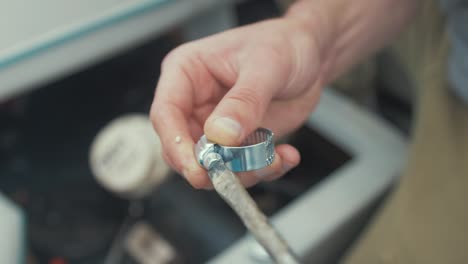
[195,128,275,172]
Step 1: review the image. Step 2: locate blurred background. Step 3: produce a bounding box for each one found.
[0,0,411,263]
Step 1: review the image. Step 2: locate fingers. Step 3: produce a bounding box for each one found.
[151,51,210,189]
[152,38,301,189]
[204,48,290,146]
[236,144,301,188]
[152,103,210,189]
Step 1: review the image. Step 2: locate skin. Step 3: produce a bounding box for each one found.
[151,0,420,189]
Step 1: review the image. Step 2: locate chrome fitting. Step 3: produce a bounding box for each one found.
[194,128,275,172]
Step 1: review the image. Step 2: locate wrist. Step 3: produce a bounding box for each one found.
[283,1,338,58]
[282,1,342,86]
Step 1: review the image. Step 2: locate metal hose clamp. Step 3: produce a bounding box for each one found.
[195,128,275,172]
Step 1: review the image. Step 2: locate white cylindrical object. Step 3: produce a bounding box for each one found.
[89,114,170,198]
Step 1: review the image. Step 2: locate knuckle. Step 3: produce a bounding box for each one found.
[149,106,159,127]
[227,88,264,116]
[161,44,200,89]
[252,42,293,84]
[161,49,181,69]
[150,104,164,133]
[186,168,211,189]
[161,42,196,69]
[162,151,173,167]
[162,145,185,175]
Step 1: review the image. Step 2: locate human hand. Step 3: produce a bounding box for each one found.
[151,17,325,189]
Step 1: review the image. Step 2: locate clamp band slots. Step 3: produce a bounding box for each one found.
[195,128,275,172]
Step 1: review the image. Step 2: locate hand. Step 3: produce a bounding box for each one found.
[151,17,325,189]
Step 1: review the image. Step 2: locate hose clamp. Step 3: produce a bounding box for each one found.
[194,128,275,172]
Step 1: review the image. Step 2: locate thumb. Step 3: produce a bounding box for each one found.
[204,64,284,146]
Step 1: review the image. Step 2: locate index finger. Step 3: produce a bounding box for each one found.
[150,56,210,189]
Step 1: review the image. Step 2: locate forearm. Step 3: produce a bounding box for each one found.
[285,0,420,84]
